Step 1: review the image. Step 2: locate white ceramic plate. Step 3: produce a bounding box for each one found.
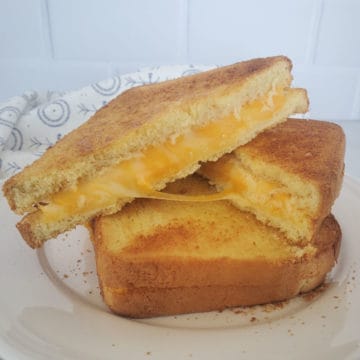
[0,176,360,360]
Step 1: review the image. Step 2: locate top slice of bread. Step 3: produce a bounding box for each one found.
[3,56,297,214]
[234,119,345,196]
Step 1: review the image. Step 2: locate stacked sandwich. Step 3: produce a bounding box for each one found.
[3,56,345,318]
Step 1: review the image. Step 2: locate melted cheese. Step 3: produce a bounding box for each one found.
[204,155,305,225]
[40,89,289,222]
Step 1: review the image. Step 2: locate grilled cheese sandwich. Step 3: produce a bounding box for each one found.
[3,56,309,248]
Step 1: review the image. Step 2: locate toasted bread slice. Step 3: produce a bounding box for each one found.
[4,56,308,248]
[92,175,340,317]
[199,119,345,244]
[101,232,338,318]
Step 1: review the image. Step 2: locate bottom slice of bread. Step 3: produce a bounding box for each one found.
[92,176,341,318]
[100,227,339,318]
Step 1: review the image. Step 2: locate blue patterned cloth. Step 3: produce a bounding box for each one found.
[0,65,214,179]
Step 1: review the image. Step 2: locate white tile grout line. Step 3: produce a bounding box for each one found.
[40,0,113,78]
[185,0,190,63]
[305,0,324,65]
[351,71,360,120]
[41,0,54,59]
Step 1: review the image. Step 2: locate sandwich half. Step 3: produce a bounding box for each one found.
[92,175,341,318]
[199,119,345,244]
[3,56,308,248]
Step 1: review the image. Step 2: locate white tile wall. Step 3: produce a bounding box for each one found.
[48,0,185,62]
[0,60,110,98]
[188,0,316,64]
[293,65,360,121]
[0,0,46,58]
[0,0,359,121]
[315,0,360,66]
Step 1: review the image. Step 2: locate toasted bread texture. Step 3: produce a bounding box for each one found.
[199,119,345,244]
[5,56,308,248]
[92,176,341,317]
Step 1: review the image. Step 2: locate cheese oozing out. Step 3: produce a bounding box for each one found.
[39,88,293,222]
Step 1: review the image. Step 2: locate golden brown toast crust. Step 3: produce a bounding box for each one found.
[98,214,340,318]
[3,56,293,214]
[235,119,345,231]
[16,197,130,249]
[104,281,326,319]
[235,119,345,195]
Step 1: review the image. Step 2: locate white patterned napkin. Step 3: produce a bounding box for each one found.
[0,65,214,180]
